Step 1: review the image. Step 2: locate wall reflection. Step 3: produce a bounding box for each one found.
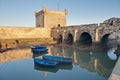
[0,48,32,62]
[0,45,117,78]
[47,45,117,78]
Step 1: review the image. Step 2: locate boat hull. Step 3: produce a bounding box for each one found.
[32,48,48,54]
[43,55,73,64]
[30,46,48,54]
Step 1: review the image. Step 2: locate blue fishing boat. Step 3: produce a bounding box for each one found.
[34,58,59,68]
[32,48,48,54]
[42,55,73,64]
[30,45,48,54]
[30,45,46,49]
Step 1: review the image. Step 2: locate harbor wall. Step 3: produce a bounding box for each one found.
[0,26,51,39]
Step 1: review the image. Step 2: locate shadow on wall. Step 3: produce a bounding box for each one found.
[101,34,110,45]
[76,32,92,46]
[65,33,73,45]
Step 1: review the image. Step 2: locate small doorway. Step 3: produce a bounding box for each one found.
[58,24,60,27]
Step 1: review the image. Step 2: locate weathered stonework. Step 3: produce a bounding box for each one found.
[0,6,120,53]
[0,27,51,39]
[52,17,120,44]
[35,6,67,28]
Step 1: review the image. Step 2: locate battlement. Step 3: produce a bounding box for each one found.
[35,6,67,28]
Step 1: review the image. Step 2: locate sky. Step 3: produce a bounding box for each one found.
[0,0,120,27]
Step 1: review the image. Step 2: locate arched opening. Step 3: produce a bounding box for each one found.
[15,40,19,44]
[79,32,92,46]
[101,34,110,45]
[65,33,73,45]
[57,35,62,44]
[58,24,60,27]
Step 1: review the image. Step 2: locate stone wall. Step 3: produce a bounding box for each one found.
[35,11,44,27]
[0,26,51,39]
[52,18,120,43]
[35,7,67,28]
[44,10,67,28]
[51,24,99,42]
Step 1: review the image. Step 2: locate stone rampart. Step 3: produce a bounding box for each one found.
[0,26,51,39]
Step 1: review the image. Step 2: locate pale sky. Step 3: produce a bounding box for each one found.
[0,0,120,27]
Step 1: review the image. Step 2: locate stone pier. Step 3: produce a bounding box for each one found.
[109,57,120,80]
[109,39,120,80]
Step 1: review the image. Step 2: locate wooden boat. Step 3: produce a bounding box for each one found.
[34,58,59,68]
[42,55,73,64]
[32,48,48,54]
[30,45,46,49]
[30,45,48,54]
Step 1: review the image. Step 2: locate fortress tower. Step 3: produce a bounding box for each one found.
[34,6,68,28]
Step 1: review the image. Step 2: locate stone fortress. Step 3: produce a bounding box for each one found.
[0,6,120,80]
[0,6,67,39]
[35,5,67,28]
[0,6,120,51]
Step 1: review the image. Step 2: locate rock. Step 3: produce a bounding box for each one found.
[115,45,120,56]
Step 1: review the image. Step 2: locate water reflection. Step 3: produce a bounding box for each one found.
[34,62,59,73]
[49,45,73,58]
[76,50,116,77]
[0,45,117,79]
[0,48,32,62]
[47,45,117,78]
[34,61,73,73]
[107,47,117,60]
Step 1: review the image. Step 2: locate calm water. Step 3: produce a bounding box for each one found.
[0,45,117,80]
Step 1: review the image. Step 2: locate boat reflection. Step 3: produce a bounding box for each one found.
[58,64,73,70]
[0,45,117,78]
[34,62,59,73]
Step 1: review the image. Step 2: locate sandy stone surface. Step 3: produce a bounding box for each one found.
[109,57,120,80]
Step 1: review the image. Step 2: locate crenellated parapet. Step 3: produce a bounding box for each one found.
[35,5,68,28]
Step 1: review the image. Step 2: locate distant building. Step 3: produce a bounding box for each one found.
[34,5,68,28]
